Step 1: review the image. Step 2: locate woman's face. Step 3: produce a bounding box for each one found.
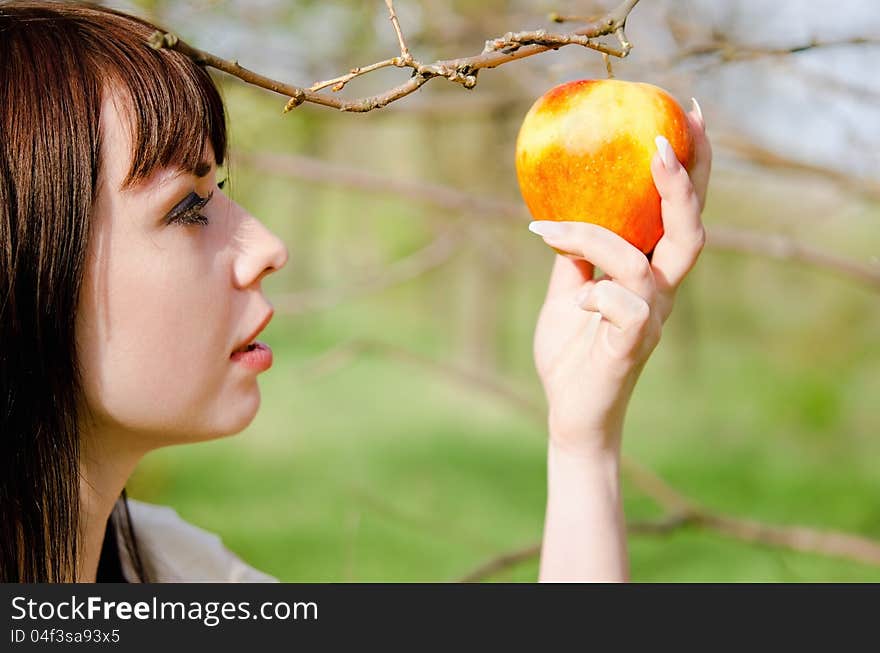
[76,93,289,447]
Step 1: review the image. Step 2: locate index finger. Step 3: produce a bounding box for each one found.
[529,221,657,304]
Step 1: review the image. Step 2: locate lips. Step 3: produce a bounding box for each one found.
[231,308,274,356]
[230,341,273,371]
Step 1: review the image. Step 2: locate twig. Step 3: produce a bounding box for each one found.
[457,514,692,582]
[293,337,880,579]
[384,0,411,63]
[147,0,641,113]
[663,15,879,68]
[621,458,696,515]
[237,151,880,291]
[459,512,880,581]
[272,219,466,316]
[708,226,880,291]
[346,483,492,552]
[699,514,880,566]
[458,542,539,583]
[294,337,545,418]
[310,58,400,94]
[713,133,880,203]
[603,52,614,78]
[779,62,880,105]
[310,0,413,94]
[548,12,603,25]
[671,35,880,67]
[233,151,521,222]
[482,28,631,59]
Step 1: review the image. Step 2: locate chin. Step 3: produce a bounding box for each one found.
[226,388,262,435]
[193,387,262,442]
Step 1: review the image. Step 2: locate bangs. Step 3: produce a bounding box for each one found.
[98,36,227,189]
[88,7,227,187]
[1,2,227,189]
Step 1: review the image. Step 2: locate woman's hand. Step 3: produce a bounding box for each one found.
[531,100,712,457]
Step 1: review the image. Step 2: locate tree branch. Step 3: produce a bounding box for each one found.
[292,337,880,579]
[233,151,521,222]
[294,337,545,419]
[459,510,880,581]
[148,0,641,113]
[236,151,880,292]
[708,226,880,291]
[671,35,880,67]
[272,219,467,316]
[458,542,539,583]
[713,133,880,203]
[458,515,690,582]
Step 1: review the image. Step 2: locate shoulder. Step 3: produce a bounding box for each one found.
[118,499,279,583]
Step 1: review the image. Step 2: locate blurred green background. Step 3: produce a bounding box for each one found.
[116,0,880,581]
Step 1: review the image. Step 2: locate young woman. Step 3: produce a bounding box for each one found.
[0,1,711,583]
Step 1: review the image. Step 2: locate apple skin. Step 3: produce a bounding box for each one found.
[515,78,694,255]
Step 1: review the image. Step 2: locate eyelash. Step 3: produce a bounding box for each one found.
[172,192,213,226]
[170,179,226,227]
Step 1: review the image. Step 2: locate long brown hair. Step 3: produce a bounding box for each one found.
[0,1,227,582]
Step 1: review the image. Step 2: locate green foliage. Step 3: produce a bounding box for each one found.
[128,80,880,583]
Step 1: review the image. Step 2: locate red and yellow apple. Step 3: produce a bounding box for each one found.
[515,78,694,254]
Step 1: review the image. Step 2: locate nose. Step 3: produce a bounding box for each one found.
[232,211,289,289]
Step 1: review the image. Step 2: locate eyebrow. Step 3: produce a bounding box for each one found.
[192,161,212,178]
[153,160,214,190]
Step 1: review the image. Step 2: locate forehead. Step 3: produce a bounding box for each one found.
[98,88,214,194]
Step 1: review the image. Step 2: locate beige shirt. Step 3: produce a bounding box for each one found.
[114,499,279,583]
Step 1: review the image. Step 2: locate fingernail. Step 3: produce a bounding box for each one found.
[691,97,705,129]
[528,221,568,238]
[573,286,591,308]
[655,135,678,170]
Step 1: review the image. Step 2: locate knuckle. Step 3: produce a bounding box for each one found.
[624,254,652,281]
[643,318,663,353]
[683,225,707,256]
[656,294,675,323]
[631,299,651,326]
[694,225,707,251]
[677,175,698,203]
[669,226,706,261]
[592,279,614,305]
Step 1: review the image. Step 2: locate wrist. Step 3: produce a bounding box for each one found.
[547,436,621,479]
[546,436,622,511]
[547,419,623,464]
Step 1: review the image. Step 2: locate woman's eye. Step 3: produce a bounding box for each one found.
[167,191,213,227]
[173,209,210,226]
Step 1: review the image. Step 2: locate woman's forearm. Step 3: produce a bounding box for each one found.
[538,435,628,582]
[529,99,710,583]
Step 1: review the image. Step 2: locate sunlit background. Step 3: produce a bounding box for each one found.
[106,0,879,581]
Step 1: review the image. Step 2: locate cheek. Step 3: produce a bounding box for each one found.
[77,236,240,438]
